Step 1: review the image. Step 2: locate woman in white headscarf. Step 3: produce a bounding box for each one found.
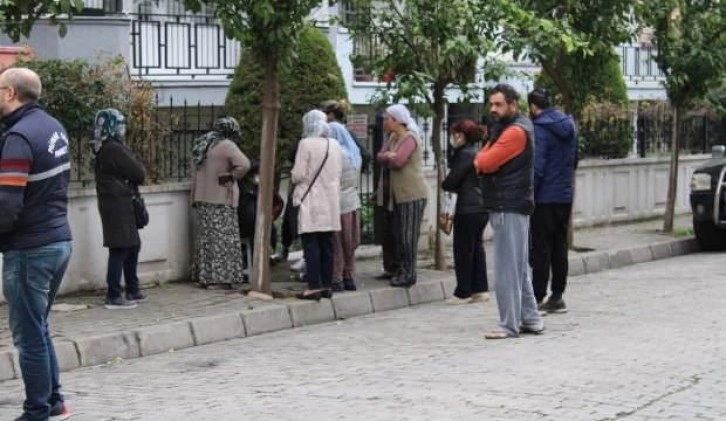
[375,104,429,288]
[291,110,343,300]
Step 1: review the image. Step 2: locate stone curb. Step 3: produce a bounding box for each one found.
[567,237,698,278]
[0,236,698,382]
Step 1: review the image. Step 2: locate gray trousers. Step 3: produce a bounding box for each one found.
[490,212,543,336]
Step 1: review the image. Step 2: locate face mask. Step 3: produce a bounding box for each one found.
[449,134,461,148]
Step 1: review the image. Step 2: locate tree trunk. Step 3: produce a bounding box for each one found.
[663,105,680,233]
[251,57,280,295]
[567,117,579,249]
[431,86,447,270]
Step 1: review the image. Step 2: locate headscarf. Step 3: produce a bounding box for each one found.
[386,104,420,136]
[93,108,127,144]
[329,121,362,170]
[192,116,241,167]
[301,110,330,138]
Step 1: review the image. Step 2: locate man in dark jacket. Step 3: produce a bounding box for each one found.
[528,88,577,314]
[474,84,544,339]
[0,67,73,420]
[92,108,147,310]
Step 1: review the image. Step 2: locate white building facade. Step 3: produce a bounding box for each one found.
[0,0,667,107]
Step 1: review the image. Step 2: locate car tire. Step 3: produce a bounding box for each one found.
[693,219,726,251]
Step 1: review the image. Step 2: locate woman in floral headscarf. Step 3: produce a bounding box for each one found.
[92,108,148,309]
[190,116,251,289]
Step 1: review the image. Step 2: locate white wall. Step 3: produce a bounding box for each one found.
[0,155,707,302]
[572,155,705,227]
[0,183,192,303]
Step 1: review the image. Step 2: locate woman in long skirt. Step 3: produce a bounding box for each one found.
[190,117,251,288]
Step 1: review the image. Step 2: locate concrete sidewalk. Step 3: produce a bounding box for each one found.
[0,216,696,381]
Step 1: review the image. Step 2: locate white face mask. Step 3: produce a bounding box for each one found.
[449,134,462,148]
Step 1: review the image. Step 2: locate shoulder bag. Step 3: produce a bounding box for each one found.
[131,184,150,229]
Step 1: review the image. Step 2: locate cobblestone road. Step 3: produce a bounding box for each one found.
[0,251,724,421]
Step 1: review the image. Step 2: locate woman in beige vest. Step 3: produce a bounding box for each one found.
[190,117,251,289]
[376,104,429,287]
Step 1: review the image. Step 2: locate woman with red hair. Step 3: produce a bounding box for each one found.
[442,119,490,304]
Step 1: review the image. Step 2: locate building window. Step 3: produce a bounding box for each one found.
[81,0,122,15]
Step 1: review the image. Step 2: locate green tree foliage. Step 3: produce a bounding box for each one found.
[515,0,634,119]
[225,25,348,169]
[637,0,726,232]
[706,79,726,115]
[639,1,726,109]
[535,51,628,115]
[0,0,83,41]
[14,56,165,182]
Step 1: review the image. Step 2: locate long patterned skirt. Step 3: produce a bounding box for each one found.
[192,202,245,286]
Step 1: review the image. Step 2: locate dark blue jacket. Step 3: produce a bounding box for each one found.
[532,108,577,204]
[0,103,72,251]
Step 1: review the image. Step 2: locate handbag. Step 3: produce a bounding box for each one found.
[438,192,457,236]
[131,184,150,229]
[289,138,330,237]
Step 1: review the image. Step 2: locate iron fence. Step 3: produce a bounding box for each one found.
[68,96,226,186]
[66,96,723,245]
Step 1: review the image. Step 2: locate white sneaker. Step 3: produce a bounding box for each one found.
[469,292,490,303]
[446,297,470,305]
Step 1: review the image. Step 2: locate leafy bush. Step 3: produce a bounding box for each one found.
[225,25,348,170]
[536,51,628,119]
[14,53,166,182]
[579,102,632,159]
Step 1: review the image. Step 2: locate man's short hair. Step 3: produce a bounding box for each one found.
[528,88,551,109]
[0,67,42,103]
[489,83,520,104]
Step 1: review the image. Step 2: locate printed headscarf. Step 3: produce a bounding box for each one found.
[192,116,241,167]
[93,108,127,143]
[385,104,420,136]
[329,121,362,170]
[302,110,330,139]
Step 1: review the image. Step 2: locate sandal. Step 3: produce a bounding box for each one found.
[484,329,515,340]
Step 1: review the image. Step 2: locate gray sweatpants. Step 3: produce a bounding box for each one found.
[490,212,544,336]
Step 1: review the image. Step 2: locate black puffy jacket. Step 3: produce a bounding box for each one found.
[442,144,487,215]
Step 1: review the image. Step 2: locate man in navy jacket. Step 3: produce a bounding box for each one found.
[0,67,73,421]
[528,89,577,314]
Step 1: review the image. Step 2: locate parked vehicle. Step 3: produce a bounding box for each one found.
[690,145,726,250]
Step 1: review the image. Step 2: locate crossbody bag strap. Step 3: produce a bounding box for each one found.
[300,138,330,203]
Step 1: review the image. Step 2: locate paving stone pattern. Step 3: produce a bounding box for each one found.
[0,252,723,420]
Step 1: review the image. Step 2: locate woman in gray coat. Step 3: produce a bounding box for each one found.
[92,108,147,310]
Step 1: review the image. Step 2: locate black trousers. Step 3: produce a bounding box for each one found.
[530,203,572,303]
[301,232,334,290]
[452,212,489,298]
[380,209,399,275]
[106,245,141,300]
